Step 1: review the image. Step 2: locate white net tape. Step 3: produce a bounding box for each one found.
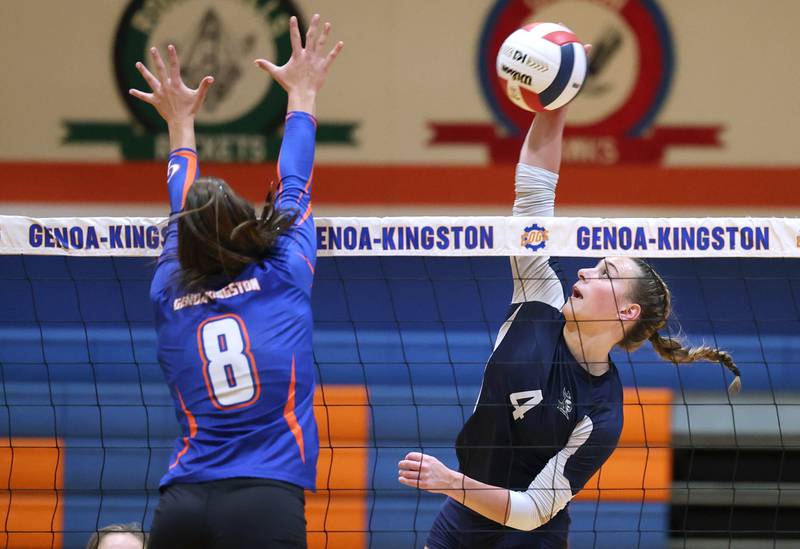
[1,215,798,258]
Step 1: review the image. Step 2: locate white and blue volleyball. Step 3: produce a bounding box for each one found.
[496,22,587,112]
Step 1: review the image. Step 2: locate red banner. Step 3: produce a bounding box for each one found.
[430,123,723,164]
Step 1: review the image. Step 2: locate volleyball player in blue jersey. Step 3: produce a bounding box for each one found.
[398,104,741,548]
[128,14,342,548]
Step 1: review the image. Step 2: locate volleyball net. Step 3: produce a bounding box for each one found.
[0,215,798,548]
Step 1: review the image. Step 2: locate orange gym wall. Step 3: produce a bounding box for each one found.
[0,438,64,549]
[1,163,796,209]
[309,386,369,549]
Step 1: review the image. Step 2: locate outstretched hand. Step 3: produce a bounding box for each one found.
[254,14,343,100]
[129,45,214,124]
[533,43,591,126]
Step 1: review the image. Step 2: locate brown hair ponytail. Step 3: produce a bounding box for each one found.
[618,258,741,395]
[174,176,298,292]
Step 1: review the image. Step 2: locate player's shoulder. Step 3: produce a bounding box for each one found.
[492,301,564,364]
[257,237,315,288]
[513,300,563,321]
[584,391,624,443]
[508,300,564,340]
[149,258,179,302]
[249,248,293,283]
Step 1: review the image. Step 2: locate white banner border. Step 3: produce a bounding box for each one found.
[0,215,798,258]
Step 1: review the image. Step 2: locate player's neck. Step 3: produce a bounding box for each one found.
[562,321,612,376]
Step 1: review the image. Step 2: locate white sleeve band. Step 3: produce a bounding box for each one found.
[510,164,564,309]
[513,163,558,218]
[505,416,594,531]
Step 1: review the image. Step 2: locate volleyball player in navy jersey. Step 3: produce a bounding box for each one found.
[398,104,742,548]
[128,14,342,548]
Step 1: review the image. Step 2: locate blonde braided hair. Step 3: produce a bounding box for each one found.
[618,259,741,394]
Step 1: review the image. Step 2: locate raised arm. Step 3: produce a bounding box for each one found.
[129,45,212,274]
[519,108,568,172]
[511,44,591,310]
[130,45,213,208]
[509,108,568,309]
[254,14,343,264]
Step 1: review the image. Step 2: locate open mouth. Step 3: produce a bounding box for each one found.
[571,286,583,299]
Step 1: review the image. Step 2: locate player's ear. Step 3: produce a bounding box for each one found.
[619,303,641,322]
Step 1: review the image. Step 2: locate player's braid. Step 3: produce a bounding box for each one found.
[648,333,741,394]
[619,258,741,394]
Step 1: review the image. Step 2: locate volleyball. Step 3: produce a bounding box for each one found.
[496,22,587,112]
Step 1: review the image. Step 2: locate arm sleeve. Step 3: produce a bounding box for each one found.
[275,112,317,272]
[511,164,566,309]
[152,148,198,293]
[504,415,618,531]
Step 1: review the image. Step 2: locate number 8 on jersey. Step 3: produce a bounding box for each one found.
[197,314,261,409]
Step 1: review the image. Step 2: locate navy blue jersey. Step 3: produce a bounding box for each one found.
[440,164,624,547]
[457,299,623,491]
[150,112,319,490]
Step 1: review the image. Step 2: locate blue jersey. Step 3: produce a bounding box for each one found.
[150,112,319,490]
[435,165,624,548]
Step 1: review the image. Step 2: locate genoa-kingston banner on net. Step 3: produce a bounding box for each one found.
[3,216,799,258]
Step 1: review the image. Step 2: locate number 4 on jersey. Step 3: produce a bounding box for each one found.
[510,390,543,420]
